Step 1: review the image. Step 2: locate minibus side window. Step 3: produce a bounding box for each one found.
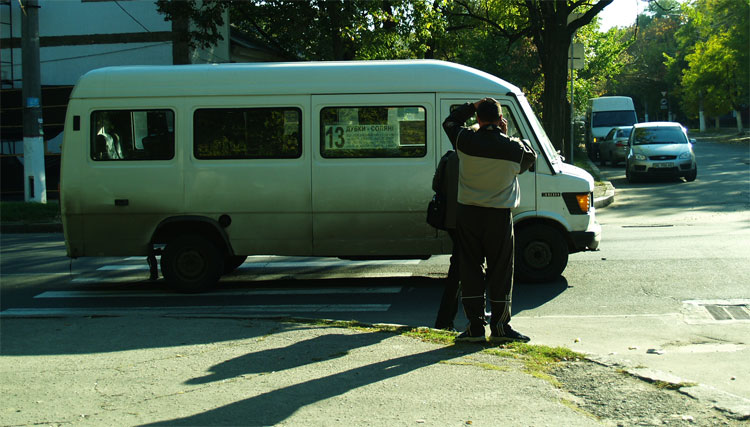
[320,106,426,158]
[90,110,174,161]
[194,108,301,159]
[449,104,522,139]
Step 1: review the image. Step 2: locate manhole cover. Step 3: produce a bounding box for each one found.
[682,300,750,324]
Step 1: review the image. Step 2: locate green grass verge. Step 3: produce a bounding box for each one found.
[0,201,61,223]
[484,342,585,386]
[286,318,586,384]
[572,147,603,182]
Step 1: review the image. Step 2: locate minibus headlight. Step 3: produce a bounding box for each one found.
[562,192,591,215]
[576,193,591,214]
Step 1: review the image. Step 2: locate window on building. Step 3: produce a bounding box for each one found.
[320,106,426,158]
[194,108,301,159]
[90,110,175,161]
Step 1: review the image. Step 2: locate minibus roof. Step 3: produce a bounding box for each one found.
[70,60,522,99]
[589,96,635,110]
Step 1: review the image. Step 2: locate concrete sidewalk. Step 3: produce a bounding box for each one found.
[0,315,744,426]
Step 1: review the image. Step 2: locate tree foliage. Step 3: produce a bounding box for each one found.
[673,0,749,121]
[155,0,747,158]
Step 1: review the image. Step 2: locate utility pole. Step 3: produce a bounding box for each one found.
[21,0,46,203]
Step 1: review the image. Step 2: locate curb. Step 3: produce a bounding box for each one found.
[594,181,615,209]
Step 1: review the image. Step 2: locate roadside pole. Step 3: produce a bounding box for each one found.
[21,0,47,203]
[568,41,584,164]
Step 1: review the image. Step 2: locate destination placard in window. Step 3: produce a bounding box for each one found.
[324,124,399,150]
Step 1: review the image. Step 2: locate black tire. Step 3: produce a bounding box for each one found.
[685,167,697,182]
[599,152,607,167]
[515,225,569,283]
[161,235,224,293]
[223,255,247,274]
[587,143,596,161]
[626,162,635,183]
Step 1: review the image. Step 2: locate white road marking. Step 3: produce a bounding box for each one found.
[72,271,413,283]
[100,258,422,271]
[0,304,391,318]
[35,287,404,299]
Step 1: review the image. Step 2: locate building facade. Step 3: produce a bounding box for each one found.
[0,0,230,200]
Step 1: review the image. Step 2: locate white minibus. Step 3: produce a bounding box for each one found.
[585,96,637,160]
[61,60,601,292]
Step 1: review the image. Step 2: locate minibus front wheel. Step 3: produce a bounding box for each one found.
[161,234,225,293]
[515,224,569,283]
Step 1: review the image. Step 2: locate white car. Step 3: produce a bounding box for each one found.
[626,122,697,182]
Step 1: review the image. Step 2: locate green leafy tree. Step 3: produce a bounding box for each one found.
[574,23,632,115]
[675,0,749,130]
[445,0,614,159]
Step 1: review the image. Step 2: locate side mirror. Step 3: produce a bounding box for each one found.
[690,138,697,144]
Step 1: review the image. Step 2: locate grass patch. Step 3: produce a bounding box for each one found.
[287,320,457,345]
[652,380,698,390]
[402,327,456,345]
[572,147,602,182]
[484,342,586,387]
[0,201,60,223]
[284,318,413,334]
[439,359,510,372]
[283,319,586,386]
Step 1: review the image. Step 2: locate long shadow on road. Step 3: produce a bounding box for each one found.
[145,331,481,426]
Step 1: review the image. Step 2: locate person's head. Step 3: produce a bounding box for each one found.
[476,98,502,126]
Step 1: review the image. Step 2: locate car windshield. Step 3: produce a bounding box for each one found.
[616,128,632,138]
[632,127,688,145]
[592,111,637,128]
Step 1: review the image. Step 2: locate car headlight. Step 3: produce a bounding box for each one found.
[679,152,692,159]
[634,154,646,160]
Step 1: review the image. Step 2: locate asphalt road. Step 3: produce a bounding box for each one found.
[1,138,748,403]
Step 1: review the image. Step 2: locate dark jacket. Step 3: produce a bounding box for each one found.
[442,102,536,209]
[432,150,459,229]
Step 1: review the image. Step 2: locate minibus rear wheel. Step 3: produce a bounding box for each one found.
[515,225,568,283]
[161,234,224,293]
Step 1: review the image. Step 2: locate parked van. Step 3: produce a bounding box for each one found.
[585,96,637,160]
[61,60,600,292]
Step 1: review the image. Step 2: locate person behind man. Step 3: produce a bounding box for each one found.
[442,98,537,343]
[432,150,460,331]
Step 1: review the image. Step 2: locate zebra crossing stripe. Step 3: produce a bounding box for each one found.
[0,304,391,318]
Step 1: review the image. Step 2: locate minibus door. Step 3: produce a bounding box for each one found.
[311,94,439,256]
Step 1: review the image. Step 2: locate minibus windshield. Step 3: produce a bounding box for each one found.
[592,111,637,128]
[517,95,560,166]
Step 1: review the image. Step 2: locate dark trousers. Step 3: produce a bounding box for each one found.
[435,229,460,329]
[456,203,514,330]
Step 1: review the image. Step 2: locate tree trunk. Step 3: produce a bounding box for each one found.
[540,48,570,158]
[523,0,613,162]
[533,3,571,159]
[735,110,743,132]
